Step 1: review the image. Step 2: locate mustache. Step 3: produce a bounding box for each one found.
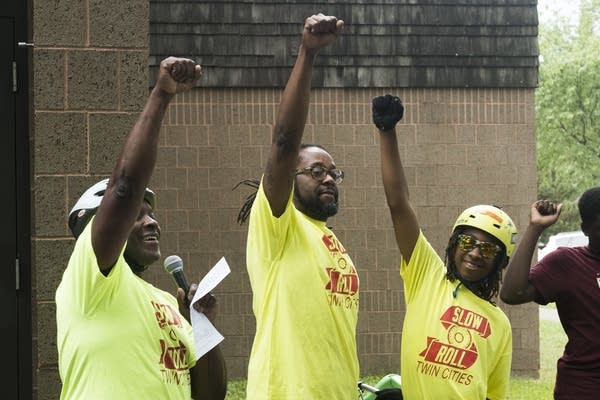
[318,187,338,198]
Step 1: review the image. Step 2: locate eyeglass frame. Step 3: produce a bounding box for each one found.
[294,165,344,184]
[456,233,502,259]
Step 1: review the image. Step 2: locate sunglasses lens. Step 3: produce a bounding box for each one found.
[458,235,475,252]
[458,234,499,258]
[479,243,499,258]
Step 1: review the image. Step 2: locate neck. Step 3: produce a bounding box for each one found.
[449,266,496,302]
[125,256,148,277]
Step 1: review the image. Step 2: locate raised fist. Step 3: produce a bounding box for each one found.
[302,14,344,51]
[530,199,562,229]
[157,57,202,95]
[535,200,559,216]
[372,95,404,131]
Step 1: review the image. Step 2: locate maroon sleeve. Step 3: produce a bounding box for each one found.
[529,247,569,305]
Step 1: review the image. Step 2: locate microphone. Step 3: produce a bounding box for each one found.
[163,255,190,295]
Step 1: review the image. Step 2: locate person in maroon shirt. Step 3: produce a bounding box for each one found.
[500,187,600,399]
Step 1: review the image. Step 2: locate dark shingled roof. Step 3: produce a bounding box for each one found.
[150,0,539,88]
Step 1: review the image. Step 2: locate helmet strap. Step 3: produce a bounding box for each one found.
[452,282,462,298]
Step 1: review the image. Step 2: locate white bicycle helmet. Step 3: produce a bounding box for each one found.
[68,179,156,238]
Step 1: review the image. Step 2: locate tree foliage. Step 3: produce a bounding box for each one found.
[536,0,600,241]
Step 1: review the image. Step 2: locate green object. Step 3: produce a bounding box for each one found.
[360,374,402,400]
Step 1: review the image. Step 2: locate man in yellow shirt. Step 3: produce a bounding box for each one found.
[56,57,226,400]
[238,13,361,399]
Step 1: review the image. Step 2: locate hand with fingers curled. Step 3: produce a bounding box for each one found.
[531,199,562,229]
[176,283,218,323]
[372,94,404,132]
[302,13,344,51]
[535,199,559,216]
[193,292,218,323]
[156,57,202,96]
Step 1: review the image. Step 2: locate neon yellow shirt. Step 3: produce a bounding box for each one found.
[245,181,360,399]
[56,218,196,399]
[400,232,511,400]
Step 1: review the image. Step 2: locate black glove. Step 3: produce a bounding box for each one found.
[372,94,404,131]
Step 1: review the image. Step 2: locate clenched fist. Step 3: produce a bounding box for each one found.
[372,94,404,131]
[156,57,202,96]
[530,199,562,230]
[535,200,559,216]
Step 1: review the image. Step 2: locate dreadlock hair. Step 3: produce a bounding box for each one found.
[234,144,331,225]
[234,178,260,225]
[444,228,507,304]
[578,186,600,225]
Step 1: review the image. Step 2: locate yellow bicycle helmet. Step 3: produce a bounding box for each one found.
[452,205,517,257]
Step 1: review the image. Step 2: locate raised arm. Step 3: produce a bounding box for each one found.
[373,95,420,263]
[263,14,344,217]
[500,200,562,304]
[92,58,201,271]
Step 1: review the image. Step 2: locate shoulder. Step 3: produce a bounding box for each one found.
[538,245,588,267]
[551,245,585,257]
[250,178,295,221]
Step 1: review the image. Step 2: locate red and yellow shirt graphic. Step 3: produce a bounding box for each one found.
[420,306,490,371]
[323,233,360,309]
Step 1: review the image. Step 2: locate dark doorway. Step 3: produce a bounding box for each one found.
[1,2,32,399]
[0,14,19,399]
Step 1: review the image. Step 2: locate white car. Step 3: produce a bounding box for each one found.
[537,231,589,261]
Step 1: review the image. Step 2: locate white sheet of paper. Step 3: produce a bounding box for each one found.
[191,256,231,302]
[190,256,231,360]
[191,312,224,360]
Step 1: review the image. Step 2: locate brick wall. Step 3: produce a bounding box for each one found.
[154,86,539,379]
[32,0,150,398]
[31,2,540,398]
[32,80,539,399]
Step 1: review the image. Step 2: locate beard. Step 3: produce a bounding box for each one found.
[294,187,339,221]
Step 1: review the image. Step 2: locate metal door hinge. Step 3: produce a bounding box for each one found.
[15,258,20,290]
[12,61,17,92]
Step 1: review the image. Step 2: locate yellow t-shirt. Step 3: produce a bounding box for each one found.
[400,232,512,400]
[245,181,360,399]
[56,218,196,400]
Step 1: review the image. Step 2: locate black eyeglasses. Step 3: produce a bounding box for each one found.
[457,234,501,259]
[295,165,344,184]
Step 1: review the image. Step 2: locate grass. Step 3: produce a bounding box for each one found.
[224,306,567,399]
[225,380,246,399]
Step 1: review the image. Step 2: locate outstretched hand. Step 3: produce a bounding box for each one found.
[531,200,562,230]
[372,94,404,131]
[156,57,202,96]
[302,14,344,51]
